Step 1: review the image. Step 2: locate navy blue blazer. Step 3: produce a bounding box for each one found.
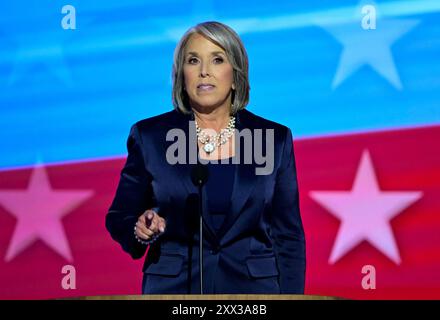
[106,108,306,294]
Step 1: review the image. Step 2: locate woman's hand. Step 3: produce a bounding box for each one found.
[135,209,166,241]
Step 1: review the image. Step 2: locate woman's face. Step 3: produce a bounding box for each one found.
[183,33,235,112]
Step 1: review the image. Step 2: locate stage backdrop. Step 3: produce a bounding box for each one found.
[1,0,439,299]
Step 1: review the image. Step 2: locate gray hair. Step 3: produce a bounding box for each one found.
[172,21,250,115]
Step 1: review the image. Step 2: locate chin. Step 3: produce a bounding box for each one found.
[192,99,224,110]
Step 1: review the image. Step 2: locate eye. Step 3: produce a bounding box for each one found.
[213,57,224,64]
[187,57,199,64]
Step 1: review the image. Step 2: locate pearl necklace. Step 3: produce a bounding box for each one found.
[195,116,236,154]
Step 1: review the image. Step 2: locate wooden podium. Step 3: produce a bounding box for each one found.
[73,294,341,300]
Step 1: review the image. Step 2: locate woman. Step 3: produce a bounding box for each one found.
[106,21,305,294]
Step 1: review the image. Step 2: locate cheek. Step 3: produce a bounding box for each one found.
[183,69,196,86]
[219,67,234,85]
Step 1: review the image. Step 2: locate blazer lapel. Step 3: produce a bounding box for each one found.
[216,110,262,242]
[160,111,196,195]
[216,160,259,241]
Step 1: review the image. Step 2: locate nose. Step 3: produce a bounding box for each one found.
[199,61,210,77]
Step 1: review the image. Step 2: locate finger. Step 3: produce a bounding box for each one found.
[137,227,154,239]
[138,215,152,231]
[151,214,164,233]
[138,219,153,232]
[136,222,154,238]
[144,210,156,228]
[158,219,166,233]
[138,214,146,225]
[148,216,159,233]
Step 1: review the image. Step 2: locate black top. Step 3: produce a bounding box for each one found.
[204,157,236,233]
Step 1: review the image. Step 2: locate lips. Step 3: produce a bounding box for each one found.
[197,84,215,89]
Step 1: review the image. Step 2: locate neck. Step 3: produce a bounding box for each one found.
[193,105,231,132]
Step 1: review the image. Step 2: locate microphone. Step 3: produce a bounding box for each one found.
[190,162,209,294]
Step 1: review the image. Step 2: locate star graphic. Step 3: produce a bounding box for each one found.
[310,150,422,264]
[0,164,93,262]
[318,2,419,89]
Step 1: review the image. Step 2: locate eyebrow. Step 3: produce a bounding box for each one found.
[186,51,226,56]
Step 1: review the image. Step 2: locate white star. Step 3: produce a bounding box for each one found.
[0,164,93,262]
[318,2,419,89]
[310,150,422,264]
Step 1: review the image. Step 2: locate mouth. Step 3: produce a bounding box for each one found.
[197,84,215,90]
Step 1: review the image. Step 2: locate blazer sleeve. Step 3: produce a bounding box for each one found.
[271,127,306,293]
[105,123,156,259]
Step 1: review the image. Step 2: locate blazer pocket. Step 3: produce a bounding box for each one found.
[246,255,279,278]
[144,253,184,276]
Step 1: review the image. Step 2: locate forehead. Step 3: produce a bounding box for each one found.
[184,33,225,54]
